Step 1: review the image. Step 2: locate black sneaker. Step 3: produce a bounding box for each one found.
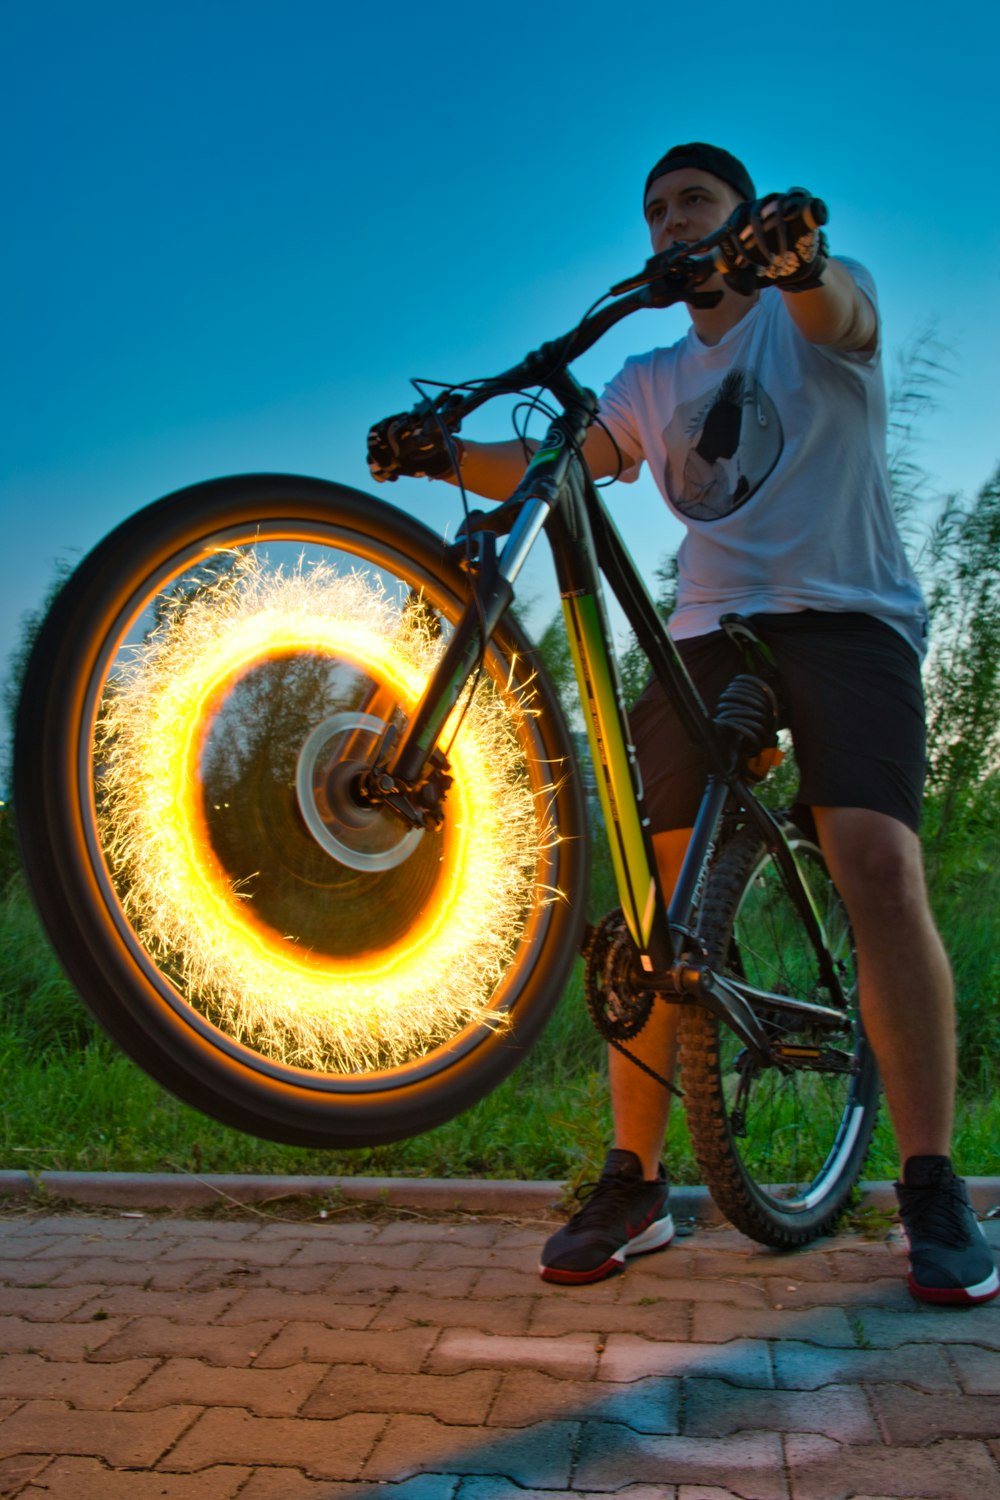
[895,1155,999,1306]
[540,1148,674,1285]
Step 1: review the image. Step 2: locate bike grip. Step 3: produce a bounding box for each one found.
[780,190,828,229]
[804,196,828,229]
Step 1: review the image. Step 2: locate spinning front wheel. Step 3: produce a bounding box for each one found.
[15,476,587,1144]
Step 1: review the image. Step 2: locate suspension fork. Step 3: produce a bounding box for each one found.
[386,402,591,790]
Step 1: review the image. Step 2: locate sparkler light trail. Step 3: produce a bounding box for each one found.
[95,551,555,1075]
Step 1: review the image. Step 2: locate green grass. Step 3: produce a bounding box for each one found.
[1,815,997,1186]
[931,864,1000,1079]
[0,924,695,1184]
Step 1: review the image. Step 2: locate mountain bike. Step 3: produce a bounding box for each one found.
[14,192,878,1246]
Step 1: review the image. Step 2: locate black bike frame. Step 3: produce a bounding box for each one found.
[386,381,851,1063]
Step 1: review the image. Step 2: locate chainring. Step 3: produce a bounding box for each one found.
[584,909,655,1042]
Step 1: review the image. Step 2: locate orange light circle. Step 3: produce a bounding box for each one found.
[96,556,544,1072]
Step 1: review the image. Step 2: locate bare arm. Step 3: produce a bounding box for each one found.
[780,258,877,354]
[444,423,631,500]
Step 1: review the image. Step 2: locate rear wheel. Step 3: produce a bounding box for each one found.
[679,820,879,1245]
[14,474,587,1145]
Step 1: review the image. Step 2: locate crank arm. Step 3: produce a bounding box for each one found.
[671,963,778,1064]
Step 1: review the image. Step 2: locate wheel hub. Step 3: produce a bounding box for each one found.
[295,711,423,872]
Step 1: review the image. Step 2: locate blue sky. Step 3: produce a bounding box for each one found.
[4,0,999,714]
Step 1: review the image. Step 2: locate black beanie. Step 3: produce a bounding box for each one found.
[644,143,756,207]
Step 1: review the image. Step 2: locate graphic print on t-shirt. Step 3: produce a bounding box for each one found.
[663,368,783,522]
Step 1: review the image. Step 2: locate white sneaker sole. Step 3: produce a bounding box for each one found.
[615,1211,676,1264]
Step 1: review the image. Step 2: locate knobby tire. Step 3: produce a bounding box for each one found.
[679,820,880,1245]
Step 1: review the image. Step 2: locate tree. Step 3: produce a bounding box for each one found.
[921,465,1000,869]
[1,559,77,882]
[616,557,678,709]
[2,559,75,791]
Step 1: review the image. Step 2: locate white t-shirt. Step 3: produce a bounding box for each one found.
[597,259,928,659]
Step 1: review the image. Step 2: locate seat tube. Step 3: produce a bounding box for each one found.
[552,487,673,972]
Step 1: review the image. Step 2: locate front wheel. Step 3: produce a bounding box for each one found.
[14,475,588,1146]
[679,820,880,1245]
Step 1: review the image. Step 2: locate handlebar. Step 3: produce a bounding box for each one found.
[609,190,827,297]
[439,190,827,422]
[370,191,828,479]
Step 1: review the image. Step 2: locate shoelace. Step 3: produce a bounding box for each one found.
[567,1174,643,1230]
[899,1179,972,1245]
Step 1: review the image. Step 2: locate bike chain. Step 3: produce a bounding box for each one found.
[605,1029,684,1099]
[584,910,683,1098]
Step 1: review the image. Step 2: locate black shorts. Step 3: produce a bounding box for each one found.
[630,611,927,835]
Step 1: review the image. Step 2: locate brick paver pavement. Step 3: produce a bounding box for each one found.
[0,1204,998,1498]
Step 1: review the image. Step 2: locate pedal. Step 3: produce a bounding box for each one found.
[770,1044,858,1074]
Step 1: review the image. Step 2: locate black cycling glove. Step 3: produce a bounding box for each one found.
[715,189,828,293]
[367,406,462,483]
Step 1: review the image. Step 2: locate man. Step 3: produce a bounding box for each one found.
[369,143,998,1305]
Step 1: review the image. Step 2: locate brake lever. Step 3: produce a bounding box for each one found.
[610,253,698,297]
[610,238,731,300]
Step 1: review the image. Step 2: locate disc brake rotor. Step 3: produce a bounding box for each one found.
[295,711,423,872]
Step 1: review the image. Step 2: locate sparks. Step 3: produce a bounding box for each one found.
[95,551,554,1074]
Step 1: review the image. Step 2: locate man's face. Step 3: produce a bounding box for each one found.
[643,168,742,255]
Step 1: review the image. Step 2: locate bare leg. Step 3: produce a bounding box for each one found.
[811,806,955,1168]
[608,827,692,1178]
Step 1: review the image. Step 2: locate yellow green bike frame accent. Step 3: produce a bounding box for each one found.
[562,590,659,958]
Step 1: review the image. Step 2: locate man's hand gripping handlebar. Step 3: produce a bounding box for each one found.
[713,189,829,293]
[367,395,465,484]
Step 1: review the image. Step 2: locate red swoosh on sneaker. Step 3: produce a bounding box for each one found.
[626,1207,657,1241]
